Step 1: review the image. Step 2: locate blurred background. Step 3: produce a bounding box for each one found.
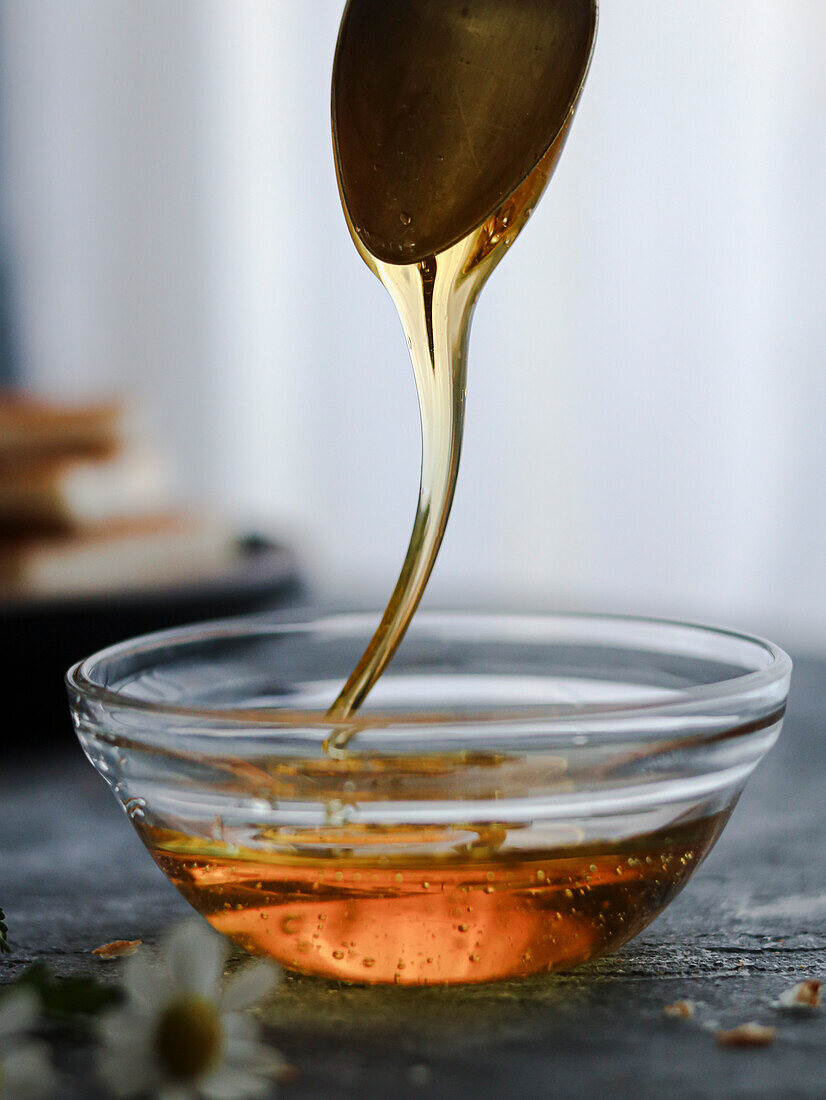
[0,0,823,656]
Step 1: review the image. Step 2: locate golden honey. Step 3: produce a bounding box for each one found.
[139,811,729,985]
[327,140,565,724]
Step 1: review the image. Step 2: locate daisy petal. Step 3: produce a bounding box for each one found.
[0,987,39,1038]
[157,1085,197,1100]
[201,1065,272,1100]
[97,1032,157,1098]
[165,921,227,998]
[224,1038,287,1077]
[2,1041,58,1098]
[98,1007,151,1047]
[220,960,280,1012]
[223,1012,259,1045]
[123,950,166,1010]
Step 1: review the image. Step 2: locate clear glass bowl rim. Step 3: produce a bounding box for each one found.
[66,610,792,730]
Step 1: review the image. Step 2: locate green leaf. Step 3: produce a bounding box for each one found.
[0,907,9,954]
[2,963,124,1020]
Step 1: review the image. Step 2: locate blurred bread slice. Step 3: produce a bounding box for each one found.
[0,515,238,599]
[0,449,168,529]
[0,394,126,464]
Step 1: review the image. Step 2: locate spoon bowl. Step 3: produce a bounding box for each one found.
[332,0,598,264]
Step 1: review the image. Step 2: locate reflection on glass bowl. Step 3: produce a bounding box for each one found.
[68,612,791,985]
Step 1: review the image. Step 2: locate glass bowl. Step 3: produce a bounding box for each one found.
[67,612,791,986]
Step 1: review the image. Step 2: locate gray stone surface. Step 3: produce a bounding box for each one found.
[1,658,824,1098]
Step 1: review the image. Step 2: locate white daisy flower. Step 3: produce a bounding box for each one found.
[98,922,285,1100]
[0,987,58,1098]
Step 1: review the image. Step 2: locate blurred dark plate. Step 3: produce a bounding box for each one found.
[2,534,306,751]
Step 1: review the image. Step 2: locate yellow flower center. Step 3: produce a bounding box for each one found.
[154,995,223,1081]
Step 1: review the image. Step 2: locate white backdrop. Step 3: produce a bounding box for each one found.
[2,1,824,652]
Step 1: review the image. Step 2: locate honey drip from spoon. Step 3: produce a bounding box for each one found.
[327,0,597,730]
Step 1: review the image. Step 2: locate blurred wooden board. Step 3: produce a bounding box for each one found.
[0,534,305,746]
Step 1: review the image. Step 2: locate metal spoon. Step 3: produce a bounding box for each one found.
[333,0,598,265]
[328,0,597,722]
